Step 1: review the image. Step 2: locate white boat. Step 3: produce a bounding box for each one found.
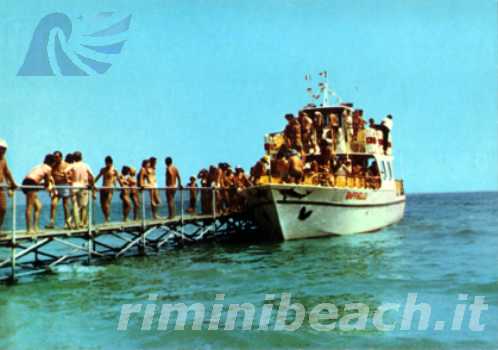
[246,155,405,240]
[245,81,406,240]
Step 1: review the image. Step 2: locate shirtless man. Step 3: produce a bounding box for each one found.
[287,150,304,184]
[208,165,223,213]
[343,109,354,148]
[283,114,299,149]
[128,167,140,220]
[312,111,324,153]
[186,176,197,214]
[223,167,237,212]
[298,111,314,154]
[119,166,132,222]
[165,157,181,219]
[47,151,71,229]
[197,168,210,214]
[94,156,120,223]
[218,163,232,212]
[23,154,56,233]
[250,156,269,184]
[148,157,161,219]
[274,149,289,182]
[69,151,94,228]
[0,139,17,232]
[138,160,149,188]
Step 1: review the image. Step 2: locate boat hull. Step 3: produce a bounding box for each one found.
[245,184,405,240]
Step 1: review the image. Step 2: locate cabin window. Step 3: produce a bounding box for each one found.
[387,161,393,180]
[380,161,387,180]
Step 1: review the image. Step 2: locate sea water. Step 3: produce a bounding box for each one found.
[0,192,497,349]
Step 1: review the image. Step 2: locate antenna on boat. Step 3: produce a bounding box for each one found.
[318,70,330,107]
[305,73,315,103]
[305,71,343,107]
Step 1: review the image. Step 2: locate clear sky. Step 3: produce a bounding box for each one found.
[0,0,496,193]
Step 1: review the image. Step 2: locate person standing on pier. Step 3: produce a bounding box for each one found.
[69,151,94,228]
[186,176,197,214]
[128,167,140,220]
[197,169,210,214]
[94,156,121,223]
[165,157,182,219]
[47,151,71,229]
[22,154,56,233]
[0,139,17,232]
[140,158,161,220]
[118,166,132,222]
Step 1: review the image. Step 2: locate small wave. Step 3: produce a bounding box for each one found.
[52,264,105,275]
[455,228,477,235]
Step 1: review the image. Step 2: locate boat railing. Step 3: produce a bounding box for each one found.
[266,127,393,157]
[0,185,246,237]
[255,174,381,190]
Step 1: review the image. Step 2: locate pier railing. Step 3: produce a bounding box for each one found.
[0,185,246,236]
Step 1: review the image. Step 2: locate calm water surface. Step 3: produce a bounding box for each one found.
[0,192,497,349]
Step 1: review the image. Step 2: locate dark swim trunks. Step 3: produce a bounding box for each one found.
[22,178,38,195]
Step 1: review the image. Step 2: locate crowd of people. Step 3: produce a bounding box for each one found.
[0,139,255,233]
[0,108,392,233]
[249,108,393,186]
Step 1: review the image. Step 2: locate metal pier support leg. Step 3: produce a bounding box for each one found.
[10,191,17,282]
[139,190,146,255]
[211,188,216,233]
[87,190,94,264]
[180,190,184,239]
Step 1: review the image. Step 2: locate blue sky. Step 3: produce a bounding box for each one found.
[0,0,496,193]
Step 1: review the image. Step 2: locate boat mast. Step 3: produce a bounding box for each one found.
[306,70,341,107]
[319,70,330,107]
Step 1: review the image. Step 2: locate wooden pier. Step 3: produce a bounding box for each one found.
[0,187,258,283]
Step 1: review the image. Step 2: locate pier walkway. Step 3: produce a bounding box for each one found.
[0,187,257,283]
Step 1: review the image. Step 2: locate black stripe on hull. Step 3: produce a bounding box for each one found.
[250,199,406,209]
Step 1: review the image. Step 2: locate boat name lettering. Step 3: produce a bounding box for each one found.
[345,192,367,200]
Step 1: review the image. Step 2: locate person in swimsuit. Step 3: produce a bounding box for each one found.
[233,166,251,211]
[250,156,269,185]
[165,157,182,219]
[63,153,77,228]
[23,154,56,233]
[287,150,304,184]
[94,156,121,223]
[47,151,71,229]
[186,176,197,214]
[218,163,231,213]
[147,157,161,219]
[119,166,131,222]
[128,167,140,220]
[138,160,149,188]
[69,151,94,228]
[197,168,210,214]
[298,111,314,154]
[223,166,237,213]
[0,139,17,232]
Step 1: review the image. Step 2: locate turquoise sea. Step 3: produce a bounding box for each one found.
[0,191,497,349]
